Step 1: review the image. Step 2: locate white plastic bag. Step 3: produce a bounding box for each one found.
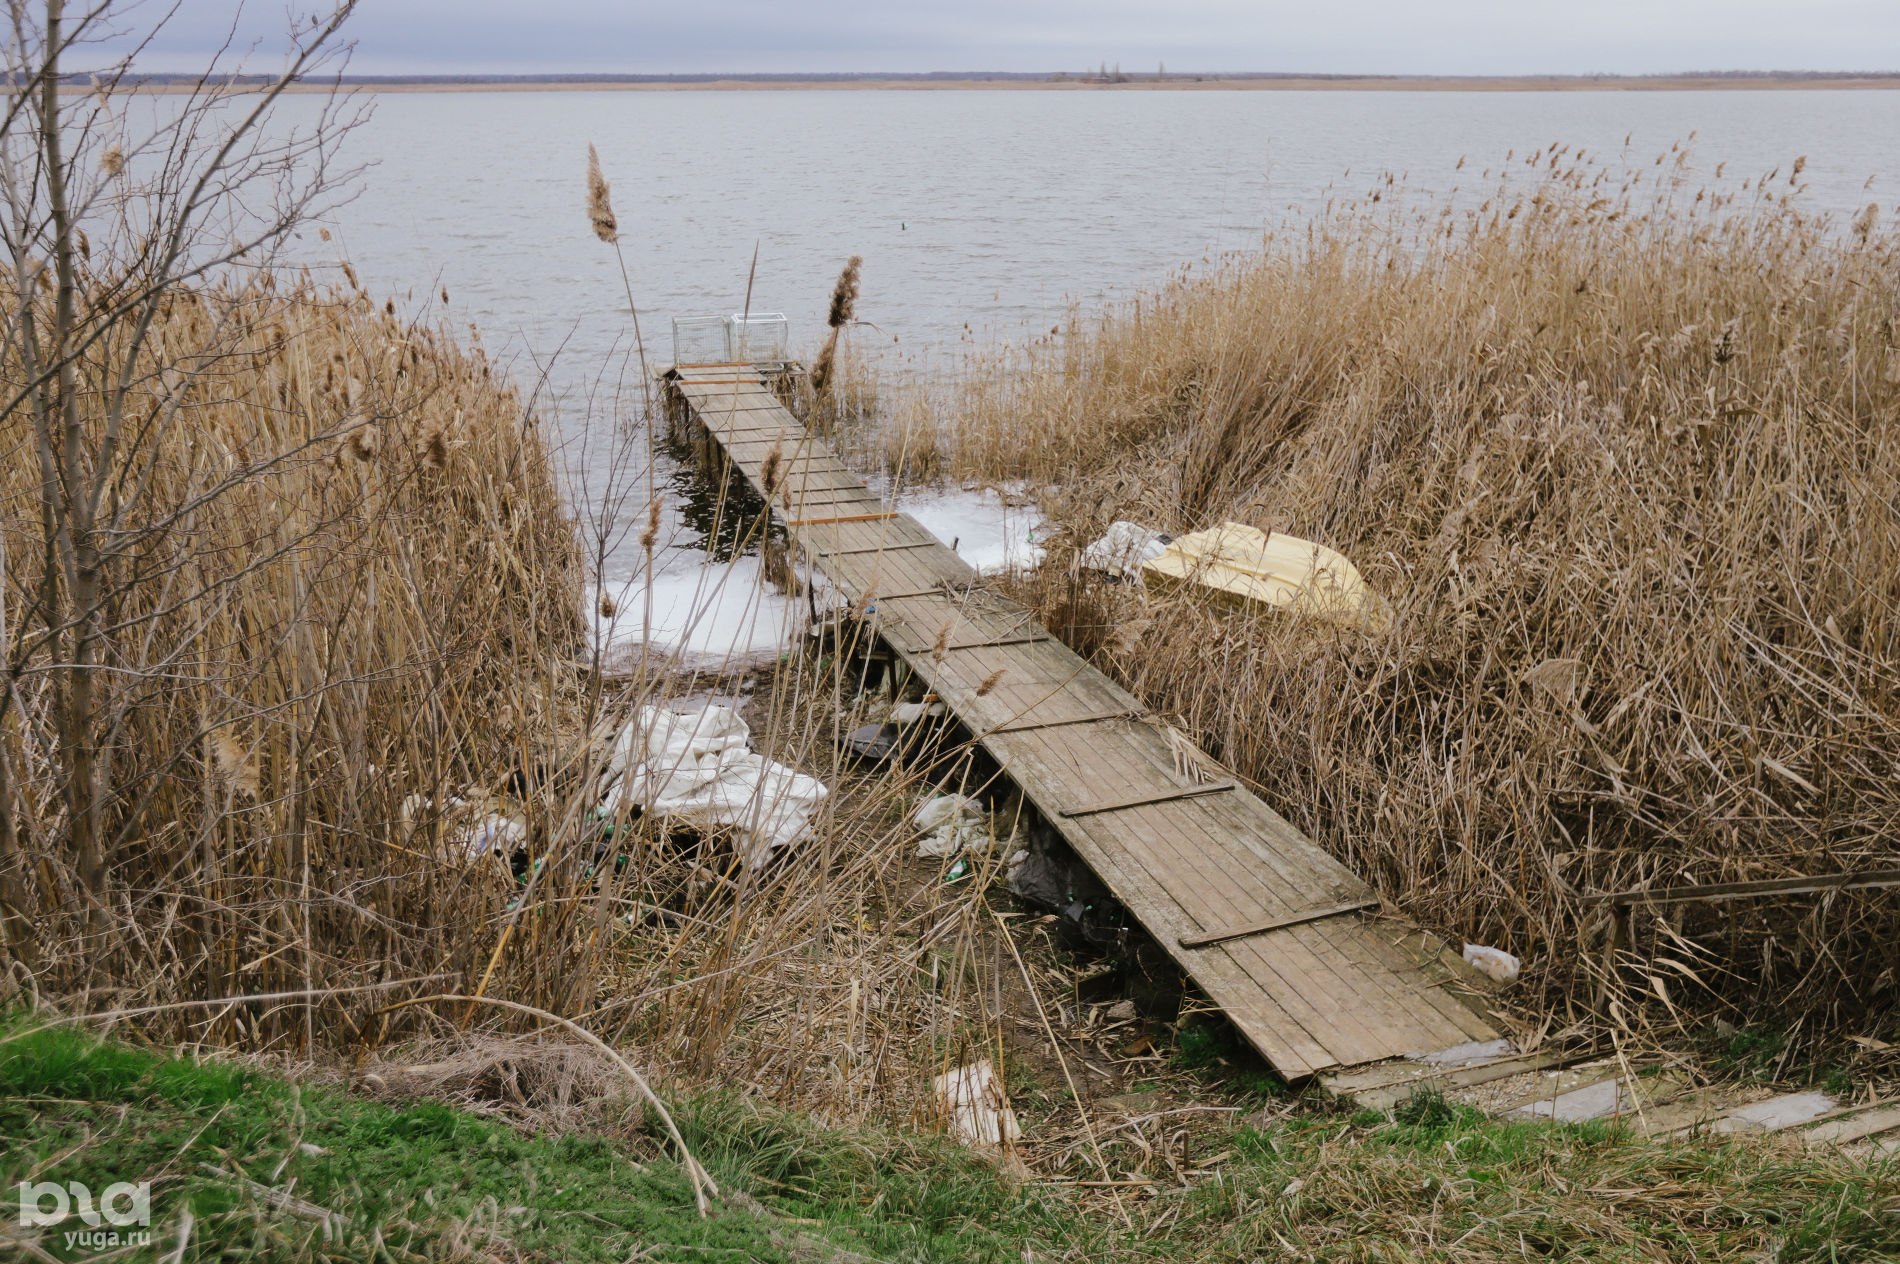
[1462,942,1522,983]
[604,706,827,868]
[462,811,527,860]
[912,794,989,859]
[890,698,947,726]
[1079,521,1170,579]
[934,1059,1021,1149]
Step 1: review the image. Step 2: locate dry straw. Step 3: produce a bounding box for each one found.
[848,149,1900,1033]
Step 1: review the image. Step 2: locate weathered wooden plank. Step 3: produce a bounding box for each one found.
[670,368,1500,1079]
[1179,900,1383,949]
[974,720,1406,1068]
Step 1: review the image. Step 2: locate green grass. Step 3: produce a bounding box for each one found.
[1170,1017,1289,1101]
[0,1017,1091,1263]
[4,1016,1895,1264]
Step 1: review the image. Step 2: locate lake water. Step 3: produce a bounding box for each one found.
[285,88,1900,665]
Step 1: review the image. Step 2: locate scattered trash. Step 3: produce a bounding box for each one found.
[891,697,946,726]
[1462,943,1522,983]
[913,793,990,859]
[843,722,901,762]
[462,811,527,860]
[1005,840,1127,948]
[934,1059,1023,1159]
[1079,521,1172,579]
[604,705,827,868]
[1142,522,1392,633]
[400,794,528,863]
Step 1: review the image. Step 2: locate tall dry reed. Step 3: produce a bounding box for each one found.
[858,149,1900,1033]
[0,269,592,1045]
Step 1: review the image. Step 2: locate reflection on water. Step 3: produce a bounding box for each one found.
[655,427,777,566]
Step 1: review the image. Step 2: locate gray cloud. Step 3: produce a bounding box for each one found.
[120,1,1900,77]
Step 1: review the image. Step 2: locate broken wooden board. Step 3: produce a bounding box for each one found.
[1333,1042,1900,1153]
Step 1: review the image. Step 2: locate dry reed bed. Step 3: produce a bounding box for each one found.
[583,639,1031,1129]
[0,255,1013,1135]
[0,271,591,1041]
[855,150,1900,1033]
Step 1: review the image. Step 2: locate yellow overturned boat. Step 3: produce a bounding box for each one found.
[1140,522,1392,634]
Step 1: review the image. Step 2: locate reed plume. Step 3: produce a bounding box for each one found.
[975,668,1007,697]
[205,729,260,801]
[810,339,837,397]
[640,495,664,551]
[810,339,838,398]
[810,255,863,398]
[586,143,618,244]
[583,143,650,406]
[99,143,123,176]
[760,440,783,495]
[827,255,863,329]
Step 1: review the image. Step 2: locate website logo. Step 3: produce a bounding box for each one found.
[16,1182,152,1253]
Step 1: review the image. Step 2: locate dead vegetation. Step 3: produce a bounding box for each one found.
[847,146,1900,1042]
[0,269,591,1035]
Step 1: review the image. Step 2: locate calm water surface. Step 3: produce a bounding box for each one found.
[280,89,1899,662]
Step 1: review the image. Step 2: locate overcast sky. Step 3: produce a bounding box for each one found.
[121,1,1900,77]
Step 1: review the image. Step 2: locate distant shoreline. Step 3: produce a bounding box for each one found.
[96,71,1900,94]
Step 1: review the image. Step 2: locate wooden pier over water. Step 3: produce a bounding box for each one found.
[667,364,1500,1081]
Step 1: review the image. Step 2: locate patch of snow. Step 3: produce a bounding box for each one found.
[898,486,1044,573]
[589,555,807,668]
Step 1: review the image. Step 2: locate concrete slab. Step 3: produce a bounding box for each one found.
[1407,1038,1515,1067]
[1803,1103,1900,1146]
[1713,1092,1835,1133]
[1509,1076,1630,1122]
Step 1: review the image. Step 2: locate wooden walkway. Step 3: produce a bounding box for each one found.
[667,364,1499,1081]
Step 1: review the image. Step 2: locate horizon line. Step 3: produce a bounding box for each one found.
[101,68,1900,85]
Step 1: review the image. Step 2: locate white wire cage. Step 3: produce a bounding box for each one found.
[671,312,790,367]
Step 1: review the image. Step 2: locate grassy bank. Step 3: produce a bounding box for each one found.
[0,1016,1064,1263]
[5,1019,1893,1263]
[848,148,1900,1038]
